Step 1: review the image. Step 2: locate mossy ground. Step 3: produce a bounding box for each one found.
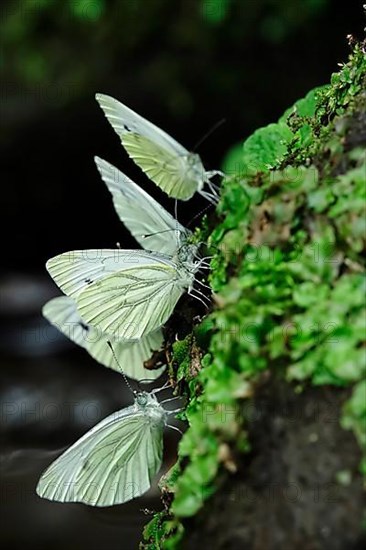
[141,40,366,549]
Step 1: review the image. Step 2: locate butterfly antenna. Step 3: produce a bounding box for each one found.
[151,379,172,394]
[160,396,183,405]
[107,341,138,396]
[192,118,226,152]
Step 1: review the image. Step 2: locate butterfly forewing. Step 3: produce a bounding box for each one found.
[36,394,167,506]
[94,156,188,255]
[76,262,191,339]
[46,249,165,298]
[96,93,186,156]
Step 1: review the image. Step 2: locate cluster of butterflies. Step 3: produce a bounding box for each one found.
[36,94,222,507]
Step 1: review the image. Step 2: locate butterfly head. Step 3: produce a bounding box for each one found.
[176,243,201,278]
[186,153,205,181]
[136,391,167,425]
[177,243,198,264]
[135,391,160,410]
[136,391,151,408]
[187,152,200,166]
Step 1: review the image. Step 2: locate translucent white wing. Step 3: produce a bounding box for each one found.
[76,261,194,339]
[46,249,167,298]
[36,394,166,506]
[121,133,202,200]
[96,93,205,200]
[43,297,165,381]
[96,93,187,156]
[94,156,189,255]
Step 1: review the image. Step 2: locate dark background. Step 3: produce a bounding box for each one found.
[0,1,364,549]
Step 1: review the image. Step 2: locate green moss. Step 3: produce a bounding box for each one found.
[141,512,184,550]
[142,40,366,548]
[172,337,192,382]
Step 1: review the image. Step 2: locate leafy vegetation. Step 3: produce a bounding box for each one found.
[141,42,365,548]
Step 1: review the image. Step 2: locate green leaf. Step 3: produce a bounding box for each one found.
[241,122,293,174]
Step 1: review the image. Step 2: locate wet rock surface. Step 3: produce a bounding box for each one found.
[182,377,365,550]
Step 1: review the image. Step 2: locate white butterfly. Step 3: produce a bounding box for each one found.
[46,156,209,340]
[46,247,204,340]
[94,156,189,256]
[96,93,221,202]
[43,296,165,382]
[36,389,175,506]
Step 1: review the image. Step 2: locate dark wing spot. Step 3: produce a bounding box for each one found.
[85,278,93,285]
[79,321,89,332]
[123,124,130,131]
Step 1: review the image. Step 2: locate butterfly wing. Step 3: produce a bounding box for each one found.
[46,249,163,298]
[36,400,166,506]
[43,297,165,381]
[121,133,201,200]
[76,260,193,339]
[96,93,187,156]
[94,157,189,255]
[96,93,204,200]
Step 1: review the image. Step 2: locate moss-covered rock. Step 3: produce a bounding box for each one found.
[141,40,366,550]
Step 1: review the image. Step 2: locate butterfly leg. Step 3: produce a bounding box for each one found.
[189,286,211,307]
[207,180,220,197]
[195,279,212,291]
[166,424,183,435]
[151,380,171,394]
[200,189,219,205]
[206,169,225,179]
[160,396,183,405]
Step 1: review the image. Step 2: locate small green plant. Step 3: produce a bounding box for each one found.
[142,41,366,548]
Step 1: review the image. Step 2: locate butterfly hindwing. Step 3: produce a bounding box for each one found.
[43,296,165,381]
[121,133,200,201]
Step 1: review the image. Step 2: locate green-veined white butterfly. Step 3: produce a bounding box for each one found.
[96,93,221,202]
[46,247,206,340]
[43,296,165,382]
[46,155,210,341]
[94,156,190,256]
[36,388,177,506]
